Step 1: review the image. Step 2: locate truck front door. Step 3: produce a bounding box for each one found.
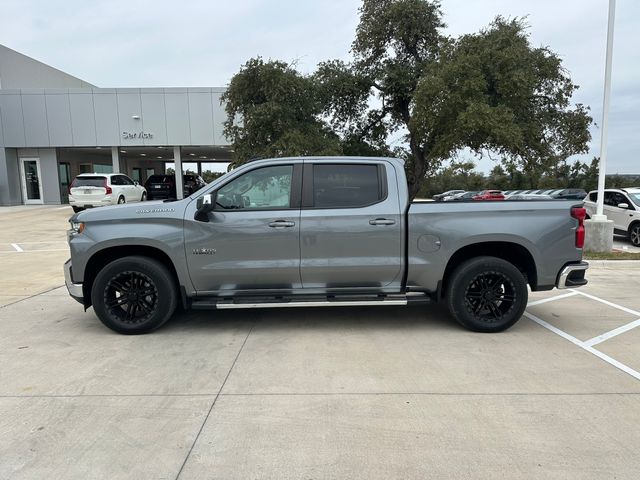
[299,161,403,289]
[184,163,302,293]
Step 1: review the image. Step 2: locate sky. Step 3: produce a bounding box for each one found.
[2,0,638,173]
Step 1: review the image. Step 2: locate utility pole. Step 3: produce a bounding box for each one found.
[584,0,616,252]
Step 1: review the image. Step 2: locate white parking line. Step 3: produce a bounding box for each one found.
[524,311,640,381]
[0,248,68,254]
[10,243,23,252]
[570,289,640,317]
[584,318,640,347]
[527,291,579,307]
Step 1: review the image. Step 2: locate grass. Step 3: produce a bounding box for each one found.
[584,250,640,260]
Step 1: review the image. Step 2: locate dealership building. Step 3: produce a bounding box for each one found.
[0,44,232,206]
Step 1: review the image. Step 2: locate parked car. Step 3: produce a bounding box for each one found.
[551,188,587,200]
[583,188,640,246]
[433,190,464,201]
[69,173,146,213]
[473,190,505,201]
[507,194,553,200]
[65,156,588,335]
[145,174,207,200]
[449,191,479,201]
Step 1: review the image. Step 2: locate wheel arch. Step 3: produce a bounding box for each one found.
[82,245,181,309]
[441,241,537,299]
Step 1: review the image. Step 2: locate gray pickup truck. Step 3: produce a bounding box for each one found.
[65,156,588,334]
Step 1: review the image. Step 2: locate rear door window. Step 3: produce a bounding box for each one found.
[312,164,383,208]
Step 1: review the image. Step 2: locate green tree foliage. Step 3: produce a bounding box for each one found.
[222,58,342,164]
[224,1,592,199]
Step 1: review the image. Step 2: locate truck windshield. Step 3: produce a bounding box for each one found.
[629,193,640,207]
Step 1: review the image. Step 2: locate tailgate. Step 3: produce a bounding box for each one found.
[70,186,107,201]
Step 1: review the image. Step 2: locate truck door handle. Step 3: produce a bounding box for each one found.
[369,218,395,226]
[268,220,296,228]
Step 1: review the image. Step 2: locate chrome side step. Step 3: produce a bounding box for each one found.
[215,299,409,309]
[190,293,431,310]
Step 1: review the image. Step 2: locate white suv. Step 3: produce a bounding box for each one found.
[583,188,640,246]
[69,173,147,213]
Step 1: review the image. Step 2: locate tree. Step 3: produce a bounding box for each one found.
[224,1,592,199]
[222,58,342,165]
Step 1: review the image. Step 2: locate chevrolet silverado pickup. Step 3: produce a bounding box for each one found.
[64,156,588,334]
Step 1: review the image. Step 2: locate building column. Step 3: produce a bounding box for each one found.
[174,146,183,200]
[111,147,120,173]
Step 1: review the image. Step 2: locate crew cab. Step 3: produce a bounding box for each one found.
[65,157,588,334]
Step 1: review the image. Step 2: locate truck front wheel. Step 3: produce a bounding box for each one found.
[91,256,177,334]
[446,256,528,333]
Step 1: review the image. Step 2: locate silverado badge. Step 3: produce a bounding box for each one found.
[192,248,216,255]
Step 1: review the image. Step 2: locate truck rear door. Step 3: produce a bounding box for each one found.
[299,160,403,289]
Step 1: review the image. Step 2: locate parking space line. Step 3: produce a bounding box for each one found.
[0,249,68,254]
[584,318,640,347]
[527,291,579,306]
[570,289,640,317]
[10,243,23,252]
[524,311,640,382]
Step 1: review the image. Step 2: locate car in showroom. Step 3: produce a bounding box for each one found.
[584,188,640,246]
[69,173,147,213]
[144,174,207,200]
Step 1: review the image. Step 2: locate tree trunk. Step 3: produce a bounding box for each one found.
[407,136,428,201]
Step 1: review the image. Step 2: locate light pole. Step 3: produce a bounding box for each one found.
[584,0,616,252]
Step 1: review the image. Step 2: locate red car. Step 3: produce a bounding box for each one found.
[473,190,505,201]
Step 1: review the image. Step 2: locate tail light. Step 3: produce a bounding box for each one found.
[571,207,586,248]
[103,178,112,195]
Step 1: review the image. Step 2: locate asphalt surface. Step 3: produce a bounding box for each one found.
[1,205,639,479]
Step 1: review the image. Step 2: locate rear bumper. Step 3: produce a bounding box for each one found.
[64,259,84,304]
[556,261,589,289]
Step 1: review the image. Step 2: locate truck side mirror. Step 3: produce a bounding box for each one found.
[617,203,630,209]
[195,193,215,222]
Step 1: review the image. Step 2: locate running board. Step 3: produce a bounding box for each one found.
[191,294,430,310]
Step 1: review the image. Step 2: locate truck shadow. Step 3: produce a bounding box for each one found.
[163,303,462,333]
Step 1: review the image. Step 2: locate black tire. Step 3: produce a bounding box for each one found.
[629,223,640,247]
[446,256,528,333]
[72,206,83,213]
[91,256,177,334]
[117,196,126,204]
[141,192,147,201]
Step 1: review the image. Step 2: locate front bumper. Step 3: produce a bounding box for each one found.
[64,259,84,304]
[556,261,589,289]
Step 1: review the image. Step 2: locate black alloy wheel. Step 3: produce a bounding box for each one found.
[91,256,177,334]
[463,271,516,324]
[104,271,158,325]
[446,256,528,332]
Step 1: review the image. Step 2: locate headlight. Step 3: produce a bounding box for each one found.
[69,221,85,234]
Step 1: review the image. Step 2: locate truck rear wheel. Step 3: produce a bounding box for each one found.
[446,256,528,333]
[91,256,177,334]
